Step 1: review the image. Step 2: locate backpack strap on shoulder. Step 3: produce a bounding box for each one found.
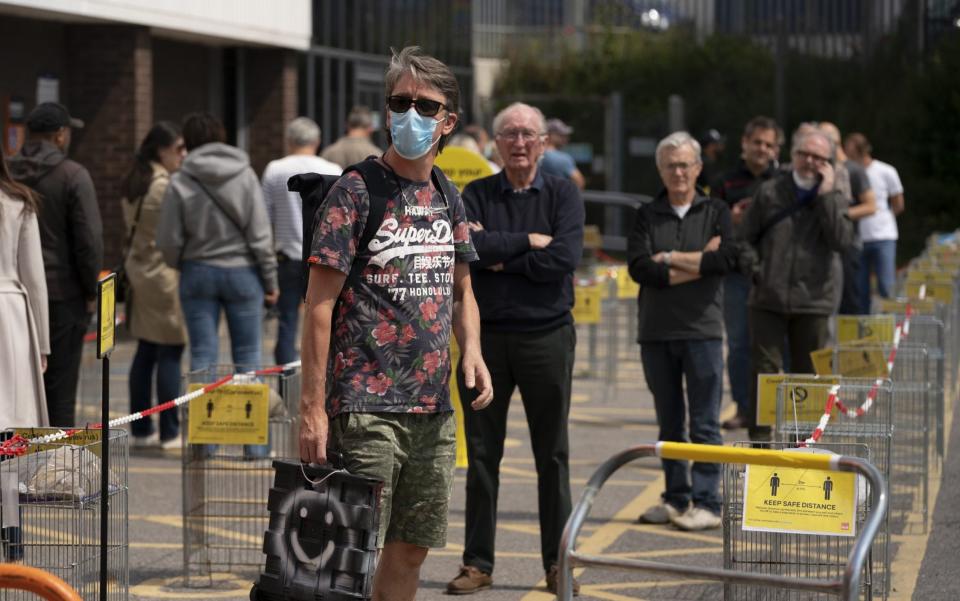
[343,159,398,285]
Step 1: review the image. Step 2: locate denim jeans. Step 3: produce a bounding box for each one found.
[129,340,184,441]
[179,261,269,457]
[640,339,724,514]
[860,240,896,313]
[274,257,304,366]
[723,273,751,416]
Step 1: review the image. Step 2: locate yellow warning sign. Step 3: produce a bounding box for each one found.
[906,269,955,285]
[906,281,954,304]
[836,315,894,344]
[573,284,603,324]
[97,273,116,359]
[616,265,640,299]
[810,345,889,378]
[756,374,840,427]
[14,428,103,457]
[435,146,494,192]
[743,461,857,536]
[187,383,269,445]
[875,298,939,315]
[450,336,468,469]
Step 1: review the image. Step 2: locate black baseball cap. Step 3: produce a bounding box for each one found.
[26,102,85,133]
[700,128,725,146]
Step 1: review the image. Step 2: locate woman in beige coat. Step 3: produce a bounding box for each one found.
[0,152,49,427]
[121,122,187,448]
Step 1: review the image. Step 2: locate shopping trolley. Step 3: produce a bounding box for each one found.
[558,442,887,601]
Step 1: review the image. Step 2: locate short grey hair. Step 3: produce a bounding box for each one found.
[655,131,702,168]
[492,102,547,136]
[791,127,836,161]
[384,46,460,152]
[286,117,321,148]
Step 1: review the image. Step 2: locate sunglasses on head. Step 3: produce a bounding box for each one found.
[387,95,447,117]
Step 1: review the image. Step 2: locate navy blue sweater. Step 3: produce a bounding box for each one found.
[462,170,585,332]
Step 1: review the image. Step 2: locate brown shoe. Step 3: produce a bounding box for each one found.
[446,565,492,595]
[545,564,580,596]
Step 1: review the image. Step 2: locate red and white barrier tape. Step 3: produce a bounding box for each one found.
[801,286,922,446]
[0,360,301,457]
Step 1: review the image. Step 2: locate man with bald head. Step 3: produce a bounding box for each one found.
[741,128,855,439]
[447,102,584,595]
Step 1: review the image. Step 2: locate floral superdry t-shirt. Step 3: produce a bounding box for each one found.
[308,166,478,417]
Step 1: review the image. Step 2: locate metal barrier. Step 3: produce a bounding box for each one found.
[558,442,888,601]
[0,429,129,601]
[180,365,300,584]
[0,565,82,601]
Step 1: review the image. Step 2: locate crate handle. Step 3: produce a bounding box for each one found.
[0,564,83,601]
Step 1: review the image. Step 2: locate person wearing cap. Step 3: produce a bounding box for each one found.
[697,129,726,194]
[541,118,586,190]
[8,102,103,428]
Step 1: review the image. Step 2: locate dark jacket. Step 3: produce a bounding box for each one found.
[741,173,854,315]
[627,192,737,342]
[463,170,584,332]
[8,140,102,302]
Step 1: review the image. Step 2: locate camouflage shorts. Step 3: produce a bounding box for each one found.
[330,411,456,548]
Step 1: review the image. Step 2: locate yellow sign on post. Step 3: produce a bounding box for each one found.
[187,383,269,445]
[836,315,894,344]
[573,284,603,324]
[743,457,857,536]
[449,337,469,468]
[756,374,840,427]
[434,146,494,192]
[97,273,116,359]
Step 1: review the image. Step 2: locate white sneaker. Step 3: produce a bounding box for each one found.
[131,432,159,448]
[638,502,685,524]
[670,506,721,531]
[160,437,180,451]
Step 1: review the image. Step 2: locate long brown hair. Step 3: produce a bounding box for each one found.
[0,151,39,215]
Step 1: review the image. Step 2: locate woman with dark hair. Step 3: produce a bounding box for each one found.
[0,151,49,426]
[157,113,278,457]
[121,121,187,448]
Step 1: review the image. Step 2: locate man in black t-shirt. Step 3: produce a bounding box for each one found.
[711,116,782,430]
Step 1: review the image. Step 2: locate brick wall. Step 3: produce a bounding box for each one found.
[65,25,153,267]
[246,49,298,176]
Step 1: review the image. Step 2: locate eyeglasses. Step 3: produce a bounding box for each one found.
[794,149,830,164]
[387,95,447,117]
[661,162,698,173]
[496,129,544,142]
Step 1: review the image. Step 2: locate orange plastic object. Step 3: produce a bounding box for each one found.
[0,564,82,601]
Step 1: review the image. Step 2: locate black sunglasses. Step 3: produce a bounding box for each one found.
[387,95,447,117]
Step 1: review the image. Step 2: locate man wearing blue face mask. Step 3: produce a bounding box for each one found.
[300,46,493,601]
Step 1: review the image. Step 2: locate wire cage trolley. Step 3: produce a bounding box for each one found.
[557,442,888,601]
[0,429,129,601]
[180,365,300,584]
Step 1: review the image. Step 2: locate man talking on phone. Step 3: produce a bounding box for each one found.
[740,128,854,440]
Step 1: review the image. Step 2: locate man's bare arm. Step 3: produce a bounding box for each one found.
[847,189,877,221]
[300,264,347,464]
[452,263,493,409]
[890,193,905,216]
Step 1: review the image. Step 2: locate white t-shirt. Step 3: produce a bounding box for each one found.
[261,154,342,259]
[672,202,692,219]
[858,159,903,242]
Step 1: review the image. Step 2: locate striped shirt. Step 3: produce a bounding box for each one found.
[261,154,342,260]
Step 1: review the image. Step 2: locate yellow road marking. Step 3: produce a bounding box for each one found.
[143,515,261,545]
[130,573,251,599]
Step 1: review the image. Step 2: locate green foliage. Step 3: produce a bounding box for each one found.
[496,26,960,263]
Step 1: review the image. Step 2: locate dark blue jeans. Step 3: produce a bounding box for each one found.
[860,240,896,312]
[179,261,268,457]
[723,273,751,416]
[640,339,724,514]
[274,257,304,366]
[129,340,184,441]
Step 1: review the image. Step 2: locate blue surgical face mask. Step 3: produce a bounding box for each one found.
[389,108,441,160]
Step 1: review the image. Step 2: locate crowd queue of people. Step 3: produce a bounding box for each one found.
[0,45,905,600]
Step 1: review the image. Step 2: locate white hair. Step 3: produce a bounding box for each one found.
[791,128,836,160]
[286,117,321,148]
[655,131,702,168]
[492,102,547,135]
